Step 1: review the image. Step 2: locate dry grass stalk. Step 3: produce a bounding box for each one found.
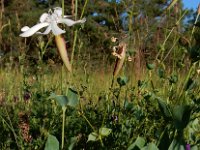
[134,49,142,81]
[0,90,5,105]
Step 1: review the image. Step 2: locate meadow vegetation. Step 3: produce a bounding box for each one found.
[0,0,200,149]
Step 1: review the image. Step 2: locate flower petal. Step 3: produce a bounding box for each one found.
[54,7,62,17]
[40,13,49,23]
[60,17,86,26]
[63,15,72,18]
[19,22,49,37]
[37,25,51,35]
[21,26,30,32]
[50,21,65,35]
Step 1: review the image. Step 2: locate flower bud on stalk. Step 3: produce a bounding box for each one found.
[55,35,72,72]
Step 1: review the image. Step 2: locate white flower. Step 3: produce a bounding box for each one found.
[20,7,86,37]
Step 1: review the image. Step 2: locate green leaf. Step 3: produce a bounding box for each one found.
[157,67,165,78]
[117,76,128,87]
[48,93,68,107]
[87,132,99,142]
[68,137,77,150]
[127,136,146,150]
[158,128,170,150]
[168,139,185,150]
[146,63,155,70]
[67,88,79,107]
[172,105,191,130]
[124,99,134,111]
[169,74,178,84]
[191,145,198,150]
[185,78,197,91]
[141,143,159,150]
[44,134,59,150]
[99,127,112,137]
[48,89,79,108]
[157,99,171,119]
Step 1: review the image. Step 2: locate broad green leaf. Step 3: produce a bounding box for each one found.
[44,134,59,150]
[168,139,185,150]
[191,146,198,150]
[87,132,99,142]
[117,76,128,87]
[67,88,79,107]
[141,143,159,150]
[99,127,112,137]
[48,89,79,108]
[172,105,191,130]
[48,93,68,107]
[127,136,146,150]
[68,137,77,150]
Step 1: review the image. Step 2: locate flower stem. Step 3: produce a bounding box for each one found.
[71,0,88,66]
[62,0,64,18]
[61,107,67,149]
[71,30,78,66]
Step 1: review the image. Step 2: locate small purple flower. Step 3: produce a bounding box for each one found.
[186,144,190,150]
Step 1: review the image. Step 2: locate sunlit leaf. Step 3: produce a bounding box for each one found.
[99,127,112,137]
[48,93,68,107]
[141,143,159,150]
[68,137,77,150]
[127,136,146,150]
[67,88,79,107]
[48,89,79,108]
[44,134,59,150]
[87,132,99,142]
[191,145,198,150]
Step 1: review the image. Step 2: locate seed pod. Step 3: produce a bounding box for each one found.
[55,35,72,72]
[198,3,200,15]
[113,42,127,77]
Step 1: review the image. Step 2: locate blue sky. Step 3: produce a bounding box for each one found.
[182,0,199,10]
